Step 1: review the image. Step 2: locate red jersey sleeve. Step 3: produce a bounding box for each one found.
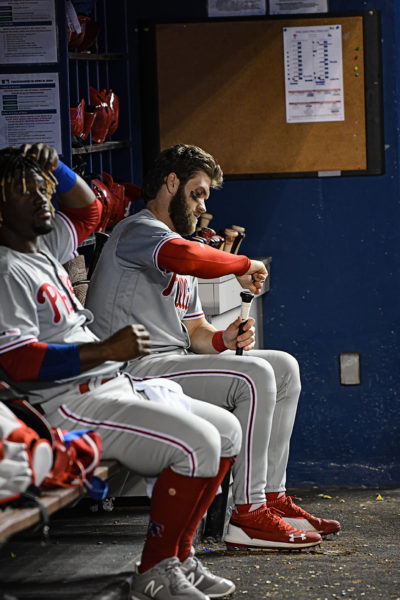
[58,199,102,246]
[157,238,251,278]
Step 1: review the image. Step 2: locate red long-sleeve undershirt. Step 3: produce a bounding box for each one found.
[157,238,250,278]
[59,199,102,246]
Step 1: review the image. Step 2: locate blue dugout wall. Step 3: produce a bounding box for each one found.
[129,0,400,488]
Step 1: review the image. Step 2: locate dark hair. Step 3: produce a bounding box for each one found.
[142,144,223,202]
[0,147,56,206]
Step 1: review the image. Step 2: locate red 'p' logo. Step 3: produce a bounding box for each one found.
[37,282,74,323]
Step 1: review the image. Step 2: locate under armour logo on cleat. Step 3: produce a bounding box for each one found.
[289,532,307,542]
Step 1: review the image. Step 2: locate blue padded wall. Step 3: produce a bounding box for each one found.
[129,0,400,488]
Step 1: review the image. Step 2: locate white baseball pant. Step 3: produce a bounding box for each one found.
[42,374,242,479]
[128,349,301,505]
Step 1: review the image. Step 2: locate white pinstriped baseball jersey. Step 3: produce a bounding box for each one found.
[87,209,204,351]
[0,211,121,385]
[86,208,303,505]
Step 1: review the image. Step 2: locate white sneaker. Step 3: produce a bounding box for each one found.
[131,556,210,600]
[181,554,235,598]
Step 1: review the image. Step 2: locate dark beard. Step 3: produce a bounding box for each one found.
[33,223,53,235]
[169,184,196,236]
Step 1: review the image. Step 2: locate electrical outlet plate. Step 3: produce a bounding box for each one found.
[339,352,360,385]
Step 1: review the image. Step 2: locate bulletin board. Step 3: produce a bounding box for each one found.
[139,12,383,178]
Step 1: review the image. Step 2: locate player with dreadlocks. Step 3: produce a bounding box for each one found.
[0,145,57,209]
[0,142,102,381]
[0,143,242,600]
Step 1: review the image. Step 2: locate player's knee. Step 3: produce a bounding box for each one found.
[220,410,242,457]
[240,356,277,395]
[191,420,222,478]
[278,351,301,394]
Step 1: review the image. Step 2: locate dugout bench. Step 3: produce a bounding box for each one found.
[0,459,121,545]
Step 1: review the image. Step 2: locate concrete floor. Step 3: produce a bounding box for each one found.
[0,488,399,600]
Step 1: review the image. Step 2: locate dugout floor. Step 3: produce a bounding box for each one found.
[0,488,399,600]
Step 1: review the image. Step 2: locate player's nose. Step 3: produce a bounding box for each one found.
[32,188,49,206]
[197,198,206,213]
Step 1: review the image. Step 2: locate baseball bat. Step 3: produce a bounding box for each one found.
[236,290,255,356]
[230,225,246,254]
[191,235,208,244]
[209,234,224,249]
[222,228,238,253]
[197,212,213,232]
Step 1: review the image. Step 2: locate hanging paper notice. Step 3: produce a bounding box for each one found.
[0,73,62,153]
[283,25,344,123]
[269,0,328,14]
[0,0,57,64]
[208,0,266,17]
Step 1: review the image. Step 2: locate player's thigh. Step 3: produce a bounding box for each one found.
[189,397,242,457]
[45,377,222,478]
[130,353,277,409]
[244,349,301,390]
[244,349,300,375]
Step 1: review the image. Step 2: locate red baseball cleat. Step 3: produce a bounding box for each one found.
[224,504,322,550]
[269,495,341,535]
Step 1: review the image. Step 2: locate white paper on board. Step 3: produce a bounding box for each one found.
[0,0,57,64]
[283,24,344,123]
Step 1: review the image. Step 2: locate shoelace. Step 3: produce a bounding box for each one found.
[164,559,193,592]
[267,507,302,531]
[234,505,297,532]
[275,496,315,519]
[191,556,215,579]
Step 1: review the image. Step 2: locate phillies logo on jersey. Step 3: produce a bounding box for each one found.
[162,273,190,311]
[37,281,74,324]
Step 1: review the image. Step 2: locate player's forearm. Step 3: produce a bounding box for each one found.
[78,341,112,371]
[0,342,81,381]
[187,322,220,354]
[80,324,151,369]
[158,238,250,278]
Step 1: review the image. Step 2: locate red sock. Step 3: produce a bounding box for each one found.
[139,467,211,573]
[178,457,235,562]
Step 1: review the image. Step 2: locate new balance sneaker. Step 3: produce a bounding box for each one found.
[181,552,235,598]
[224,504,322,550]
[269,494,341,535]
[131,556,210,600]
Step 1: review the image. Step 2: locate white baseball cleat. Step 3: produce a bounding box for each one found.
[131,556,210,599]
[181,550,235,598]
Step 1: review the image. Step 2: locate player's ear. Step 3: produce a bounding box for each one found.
[165,172,179,195]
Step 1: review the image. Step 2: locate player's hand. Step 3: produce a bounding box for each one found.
[222,316,256,351]
[19,143,59,172]
[236,260,268,295]
[100,324,151,361]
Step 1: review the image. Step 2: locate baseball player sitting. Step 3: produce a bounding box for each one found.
[87,143,341,552]
[0,143,242,600]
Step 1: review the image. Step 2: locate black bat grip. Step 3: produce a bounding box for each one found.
[236,321,246,356]
[236,290,254,356]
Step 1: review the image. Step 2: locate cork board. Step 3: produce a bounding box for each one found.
[140,13,383,178]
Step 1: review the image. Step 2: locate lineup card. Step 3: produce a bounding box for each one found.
[283,25,344,123]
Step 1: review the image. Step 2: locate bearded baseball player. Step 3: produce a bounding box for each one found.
[0,143,245,600]
[86,143,341,551]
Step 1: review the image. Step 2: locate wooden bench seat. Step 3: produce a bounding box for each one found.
[0,459,121,544]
